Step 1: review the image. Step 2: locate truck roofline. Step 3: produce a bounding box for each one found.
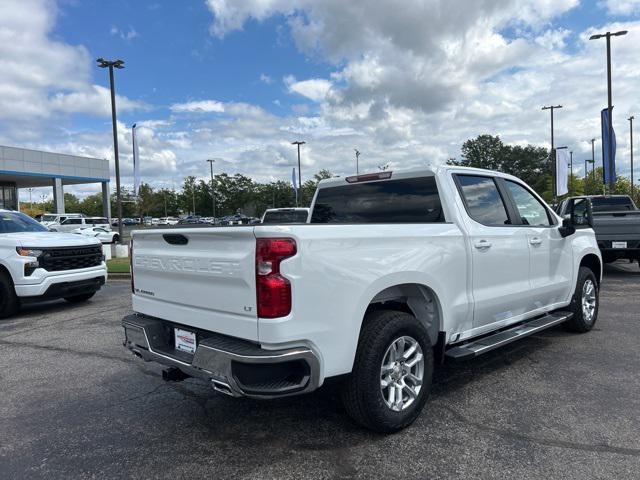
[316,165,525,188]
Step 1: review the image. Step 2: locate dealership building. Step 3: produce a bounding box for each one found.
[0,145,111,217]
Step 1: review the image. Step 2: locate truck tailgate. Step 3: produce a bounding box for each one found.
[131,227,258,340]
[592,211,640,241]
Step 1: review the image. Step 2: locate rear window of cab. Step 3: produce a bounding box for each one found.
[310,177,445,224]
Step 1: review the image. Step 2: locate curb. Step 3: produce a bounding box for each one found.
[108,273,131,279]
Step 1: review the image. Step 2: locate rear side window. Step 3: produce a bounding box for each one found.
[456,175,510,226]
[310,177,445,224]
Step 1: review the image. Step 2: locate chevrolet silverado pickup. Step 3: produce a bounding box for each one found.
[557,195,640,266]
[123,166,601,432]
[0,210,107,318]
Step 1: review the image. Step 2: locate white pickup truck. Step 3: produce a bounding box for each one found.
[0,210,107,318]
[123,166,601,432]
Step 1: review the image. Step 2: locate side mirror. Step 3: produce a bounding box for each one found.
[558,218,576,238]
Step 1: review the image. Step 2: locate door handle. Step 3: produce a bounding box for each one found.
[474,240,492,250]
[529,237,542,246]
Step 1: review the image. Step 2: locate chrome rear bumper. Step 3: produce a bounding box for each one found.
[122,313,321,398]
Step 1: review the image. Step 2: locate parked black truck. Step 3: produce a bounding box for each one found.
[557,195,640,266]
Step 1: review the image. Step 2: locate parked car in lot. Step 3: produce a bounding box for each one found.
[123,166,601,432]
[48,216,110,232]
[157,217,179,226]
[38,213,84,228]
[0,210,107,318]
[72,227,120,244]
[557,195,640,266]
[261,207,310,224]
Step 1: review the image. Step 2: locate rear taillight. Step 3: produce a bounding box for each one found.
[256,238,296,318]
[129,239,134,294]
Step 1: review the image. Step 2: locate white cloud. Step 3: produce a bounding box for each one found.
[170,100,226,113]
[110,25,140,41]
[50,85,144,116]
[284,76,332,102]
[0,0,142,146]
[260,73,273,84]
[599,0,640,15]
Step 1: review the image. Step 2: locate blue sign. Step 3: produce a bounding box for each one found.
[601,107,617,185]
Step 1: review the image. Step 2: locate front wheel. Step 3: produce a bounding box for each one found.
[111,234,120,244]
[64,292,96,303]
[564,266,599,333]
[0,270,19,318]
[341,310,433,433]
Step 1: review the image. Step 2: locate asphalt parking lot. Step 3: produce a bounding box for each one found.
[1,263,639,479]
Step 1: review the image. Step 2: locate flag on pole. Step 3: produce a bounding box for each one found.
[601,107,616,185]
[556,148,570,196]
[132,123,141,196]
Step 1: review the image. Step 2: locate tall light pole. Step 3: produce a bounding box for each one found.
[97,57,125,242]
[590,30,627,194]
[206,159,216,219]
[542,105,562,201]
[629,116,635,200]
[291,141,305,190]
[355,149,361,174]
[585,159,595,193]
[569,150,573,195]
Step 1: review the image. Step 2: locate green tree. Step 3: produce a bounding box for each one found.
[450,135,552,200]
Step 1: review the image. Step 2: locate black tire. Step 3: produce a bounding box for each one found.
[341,309,433,433]
[0,270,19,319]
[64,292,96,303]
[564,266,599,333]
[112,234,120,244]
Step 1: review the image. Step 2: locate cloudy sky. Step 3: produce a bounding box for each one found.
[1,0,639,201]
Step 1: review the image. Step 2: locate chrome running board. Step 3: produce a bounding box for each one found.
[445,311,573,361]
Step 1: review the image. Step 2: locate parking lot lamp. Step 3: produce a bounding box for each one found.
[291,141,305,190]
[542,105,562,201]
[207,159,216,219]
[589,30,628,194]
[629,116,634,199]
[97,57,125,243]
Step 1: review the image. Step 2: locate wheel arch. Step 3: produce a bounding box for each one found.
[363,283,442,346]
[0,263,14,283]
[579,253,602,285]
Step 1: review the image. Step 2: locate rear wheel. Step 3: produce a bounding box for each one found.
[564,266,599,333]
[0,270,19,319]
[64,292,96,303]
[341,309,433,433]
[112,234,120,244]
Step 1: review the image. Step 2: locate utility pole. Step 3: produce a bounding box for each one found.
[164,191,167,217]
[97,57,125,243]
[206,159,216,219]
[192,189,195,216]
[355,149,361,174]
[291,141,305,190]
[590,30,628,194]
[629,116,635,200]
[542,105,562,202]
